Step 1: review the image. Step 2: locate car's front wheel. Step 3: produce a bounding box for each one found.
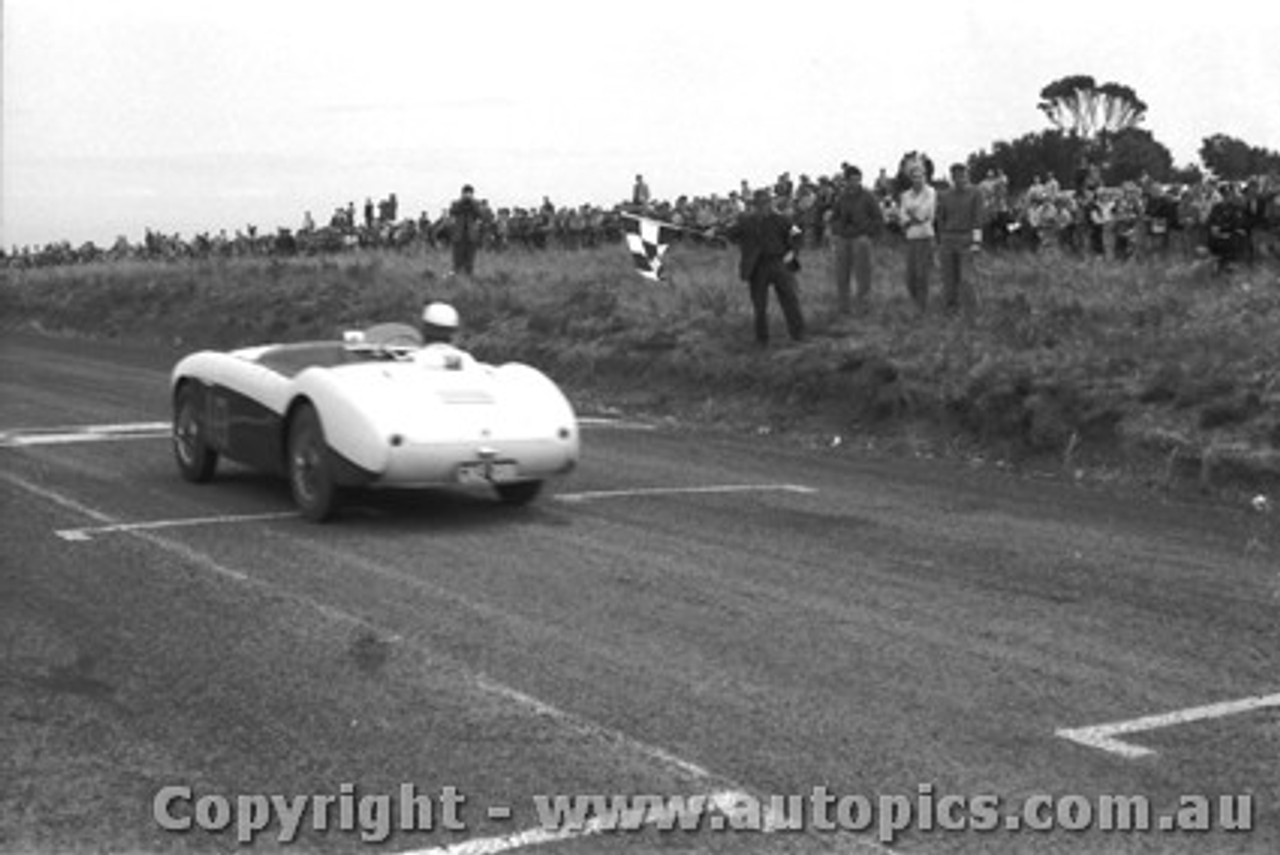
[495,480,543,506]
[288,404,340,522]
[173,383,218,483]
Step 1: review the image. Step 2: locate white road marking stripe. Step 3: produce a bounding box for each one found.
[36,484,815,540]
[397,823,583,855]
[1057,693,1280,758]
[45,486,815,539]
[81,421,172,433]
[3,470,888,854]
[1,431,170,447]
[1,472,254,584]
[556,484,816,503]
[396,789,750,855]
[3,471,118,525]
[2,420,170,434]
[576,416,657,431]
[0,416,642,447]
[475,678,713,779]
[55,511,297,542]
[0,420,171,447]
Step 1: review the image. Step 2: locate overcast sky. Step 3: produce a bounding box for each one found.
[3,0,1278,248]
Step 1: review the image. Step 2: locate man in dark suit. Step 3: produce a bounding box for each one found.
[719,190,806,345]
[449,184,484,276]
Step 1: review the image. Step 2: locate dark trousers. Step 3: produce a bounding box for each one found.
[748,259,804,344]
[938,237,975,314]
[904,238,933,313]
[452,241,478,275]
[832,235,874,313]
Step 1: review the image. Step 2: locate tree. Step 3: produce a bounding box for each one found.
[1037,75,1148,141]
[967,130,1087,193]
[1103,128,1174,185]
[1199,134,1280,180]
[1168,163,1204,186]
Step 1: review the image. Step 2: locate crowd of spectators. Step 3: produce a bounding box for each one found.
[974,167,1280,270]
[5,164,1278,272]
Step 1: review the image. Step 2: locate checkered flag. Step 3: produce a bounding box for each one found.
[622,214,678,282]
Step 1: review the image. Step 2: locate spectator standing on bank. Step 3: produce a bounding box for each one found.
[874,168,894,200]
[828,164,885,315]
[721,189,805,346]
[935,163,985,316]
[899,162,937,314]
[449,184,484,276]
[377,192,399,225]
[775,172,794,201]
[632,174,651,209]
[1206,182,1251,273]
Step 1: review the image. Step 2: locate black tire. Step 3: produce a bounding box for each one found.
[173,384,218,483]
[495,480,543,506]
[287,405,340,522]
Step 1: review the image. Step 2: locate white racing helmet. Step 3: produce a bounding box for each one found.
[421,301,460,343]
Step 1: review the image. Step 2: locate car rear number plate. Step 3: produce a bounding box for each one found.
[457,461,518,484]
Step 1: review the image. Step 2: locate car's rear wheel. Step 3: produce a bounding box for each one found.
[495,480,543,506]
[288,404,340,522]
[173,384,218,483]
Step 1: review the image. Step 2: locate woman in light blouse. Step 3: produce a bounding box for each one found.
[899,162,937,314]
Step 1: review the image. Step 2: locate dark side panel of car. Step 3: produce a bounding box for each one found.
[185,380,287,475]
[181,377,379,488]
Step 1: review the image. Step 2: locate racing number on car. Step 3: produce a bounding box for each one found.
[207,392,230,449]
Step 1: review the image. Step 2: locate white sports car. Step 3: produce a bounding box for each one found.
[169,323,579,521]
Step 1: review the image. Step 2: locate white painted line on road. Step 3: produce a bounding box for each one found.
[475,678,713,779]
[556,484,817,503]
[0,471,252,583]
[11,420,169,434]
[3,470,118,525]
[397,822,585,855]
[1057,692,1280,758]
[0,417,648,445]
[396,789,752,855]
[2,430,170,447]
[0,420,170,447]
[81,421,171,433]
[44,486,818,539]
[577,416,657,431]
[55,511,297,542]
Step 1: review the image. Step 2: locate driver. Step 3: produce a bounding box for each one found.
[421,301,460,344]
[415,301,474,369]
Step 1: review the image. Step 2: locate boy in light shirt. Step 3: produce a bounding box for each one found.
[899,162,937,314]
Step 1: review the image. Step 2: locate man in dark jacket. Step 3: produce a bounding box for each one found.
[449,184,484,275]
[828,164,884,314]
[724,190,805,346]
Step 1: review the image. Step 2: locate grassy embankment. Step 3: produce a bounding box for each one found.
[4,242,1280,493]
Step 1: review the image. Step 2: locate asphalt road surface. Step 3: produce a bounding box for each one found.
[2,333,1276,854]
